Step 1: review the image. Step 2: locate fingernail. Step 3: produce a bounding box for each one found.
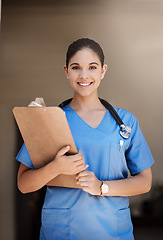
[66,145,70,149]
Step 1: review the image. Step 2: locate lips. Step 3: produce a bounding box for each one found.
[77,82,93,87]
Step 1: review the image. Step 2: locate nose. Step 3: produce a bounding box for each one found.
[79,70,89,79]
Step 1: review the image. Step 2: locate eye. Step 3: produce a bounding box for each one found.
[89,65,97,70]
[72,66,80,70]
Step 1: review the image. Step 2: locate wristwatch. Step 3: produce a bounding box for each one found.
[98,181,109,197]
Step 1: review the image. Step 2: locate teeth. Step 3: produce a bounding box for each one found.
[78,82,92,86]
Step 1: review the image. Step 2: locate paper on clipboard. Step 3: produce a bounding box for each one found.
[28,98,46,107]
[13,98,80,188]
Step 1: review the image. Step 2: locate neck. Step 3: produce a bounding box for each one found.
[70,93,104,111]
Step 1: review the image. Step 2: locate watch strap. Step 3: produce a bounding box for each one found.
[97,181,103,198]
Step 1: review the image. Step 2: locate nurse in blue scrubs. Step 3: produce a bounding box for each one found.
[17,38,154,240]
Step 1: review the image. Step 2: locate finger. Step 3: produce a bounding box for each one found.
[85,164,89,170]
[73,150,84,160]
[76,170,90,181]
[78,171,90,178]
[81,186,89,192]
[77,175,89,183]
[77,176,89,184]
[68,152,83,161]
[74,158,85,166]
[78,150,83,156]
[75,164,89,174]
[78,181,89,187]
[57,145,70,157]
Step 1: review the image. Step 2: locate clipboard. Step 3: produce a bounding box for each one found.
[13,106,80,188]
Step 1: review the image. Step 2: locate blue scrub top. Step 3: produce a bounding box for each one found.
[16,105,154,240]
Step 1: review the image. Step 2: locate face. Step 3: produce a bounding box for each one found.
[64,48,107,98]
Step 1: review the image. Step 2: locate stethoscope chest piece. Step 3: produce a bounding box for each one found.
[120,124,132,139]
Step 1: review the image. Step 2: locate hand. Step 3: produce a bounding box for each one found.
[76,171,102,195]
[53,146,89,175]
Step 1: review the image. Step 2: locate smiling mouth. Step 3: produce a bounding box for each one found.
[77,82,93,87]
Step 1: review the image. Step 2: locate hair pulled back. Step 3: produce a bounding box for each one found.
[66,38,104,68]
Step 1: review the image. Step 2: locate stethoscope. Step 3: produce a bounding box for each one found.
[59,98,132,139]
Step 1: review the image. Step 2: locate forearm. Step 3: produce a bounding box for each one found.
[104,168,152,197]
[18,147,88,194]
[18,161,60,193]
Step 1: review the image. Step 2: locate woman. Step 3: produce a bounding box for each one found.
[17,38,154,239]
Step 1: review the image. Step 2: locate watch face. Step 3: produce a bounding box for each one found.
[102,183,109,194]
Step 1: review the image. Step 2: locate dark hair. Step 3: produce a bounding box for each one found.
[66,38,105,68]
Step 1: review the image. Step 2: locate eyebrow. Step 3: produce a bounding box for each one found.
[89,62,99,66]
[70,63,79,66]
[70,62,99,67]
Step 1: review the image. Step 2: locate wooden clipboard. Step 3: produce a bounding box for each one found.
[13,106,80,188]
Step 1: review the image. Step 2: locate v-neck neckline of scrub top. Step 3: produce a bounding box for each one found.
[67,105,108,130]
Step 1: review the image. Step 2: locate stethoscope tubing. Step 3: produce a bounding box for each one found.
[59,98,132,139]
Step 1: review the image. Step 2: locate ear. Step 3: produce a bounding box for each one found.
[101,64,108,79]
[64,65,69,78]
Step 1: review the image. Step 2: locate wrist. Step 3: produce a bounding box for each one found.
[97,181,109,197]
[47,159,61,176]
[97,181,103,197]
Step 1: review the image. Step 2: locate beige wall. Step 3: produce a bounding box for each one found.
[1,1,163,239]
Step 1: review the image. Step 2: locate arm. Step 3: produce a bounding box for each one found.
[76,167,152,196]
[18,146,88,194]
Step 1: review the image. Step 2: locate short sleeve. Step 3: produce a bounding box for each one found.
[126,116,154,175]
[16,143,35,169]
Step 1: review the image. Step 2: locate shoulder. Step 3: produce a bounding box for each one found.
[61,105,74,122]
[62,105,72,115]
[114,106,144,140]
[113,106,138,128]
